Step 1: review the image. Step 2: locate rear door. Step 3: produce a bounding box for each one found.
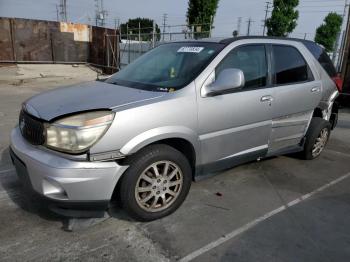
[268,44,322,154]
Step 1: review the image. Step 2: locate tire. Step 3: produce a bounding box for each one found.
[119,144,192,221]
[300,117,331,160]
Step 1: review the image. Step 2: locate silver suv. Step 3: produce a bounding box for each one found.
[10,37,339,221]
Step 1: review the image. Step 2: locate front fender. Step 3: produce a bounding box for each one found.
[120,126,200,158]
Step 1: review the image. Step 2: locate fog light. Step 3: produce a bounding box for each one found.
[42,179,68,200]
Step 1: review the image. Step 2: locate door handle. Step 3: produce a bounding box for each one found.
[311,87,321,93]
[260,95,274,103]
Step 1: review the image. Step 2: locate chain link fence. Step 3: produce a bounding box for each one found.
[105,31,211,71]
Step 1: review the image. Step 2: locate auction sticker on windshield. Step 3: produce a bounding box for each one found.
[177,46,204,53]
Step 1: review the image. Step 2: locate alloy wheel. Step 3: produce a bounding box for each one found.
[135,160,183,212]
[312,128,329,158]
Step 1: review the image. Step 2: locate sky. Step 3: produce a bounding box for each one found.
[0,0,347,40]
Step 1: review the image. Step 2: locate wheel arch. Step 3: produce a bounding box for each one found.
[313,102,338,129]
[313,107,323,118]
[119,126,200,178]
[112,137,197,203]
[150,138,197,179]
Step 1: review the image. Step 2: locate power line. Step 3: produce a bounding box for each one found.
[299,10,343,13]
[301,0,344,2]
[270,4,344,7]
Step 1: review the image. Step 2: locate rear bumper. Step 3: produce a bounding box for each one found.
[10,127,129,217]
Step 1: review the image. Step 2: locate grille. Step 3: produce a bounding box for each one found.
[19,110,45,145]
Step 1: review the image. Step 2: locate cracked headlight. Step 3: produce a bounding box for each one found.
[45,111,115,153]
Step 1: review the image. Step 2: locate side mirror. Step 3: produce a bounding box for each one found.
[203,68,245,97]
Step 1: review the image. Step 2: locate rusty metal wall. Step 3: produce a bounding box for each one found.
[0,17,119,71]
[89,26,107,66]
[0,18,14,61]
[89,26,119,73]
[12,18,56,61]
[51,31,89,62]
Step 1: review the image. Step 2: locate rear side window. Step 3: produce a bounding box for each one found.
[302,41,337,77]
[272,45,311,85]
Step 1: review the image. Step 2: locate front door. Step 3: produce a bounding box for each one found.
[197,44,273,171]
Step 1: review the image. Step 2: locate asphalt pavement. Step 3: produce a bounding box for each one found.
[1,64,350,262]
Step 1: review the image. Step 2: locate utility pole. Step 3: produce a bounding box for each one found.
[94,0,99,26]
[162,13,168,41]
[114,18,119,31]
[247,18,253,36]
[59,0,67,22]
[237,17,242,36]
[138,22,141,55]
[127,24,130,64]
[262,1,271,36]
[152,20,156,48]
[335,1,349,66]
[209,15,213,37]
[101,0,107,27]
[87,15,91,25]
[64,0,67,21]
[338,1,350,71]
[95,0,108,27]
[56,4,59,22]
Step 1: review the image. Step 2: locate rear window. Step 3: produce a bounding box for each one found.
[302,41,337,77]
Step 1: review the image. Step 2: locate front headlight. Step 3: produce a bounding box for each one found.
[45,111,115,153]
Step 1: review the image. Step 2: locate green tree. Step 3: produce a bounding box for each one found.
[266,0,299,37]
[120,18,161,41]
[314,12,343,52]
[186,0,220,38]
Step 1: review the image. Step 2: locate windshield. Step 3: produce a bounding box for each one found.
[106,42,224,92]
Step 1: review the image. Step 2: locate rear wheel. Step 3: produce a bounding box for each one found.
[119,144,192,221]
[300,118,331,160]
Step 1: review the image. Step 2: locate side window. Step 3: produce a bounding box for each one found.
[303,41,337,77]
[272,45,311,85]
[215,45,268,89]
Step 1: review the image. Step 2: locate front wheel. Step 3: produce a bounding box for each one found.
[119,144,192,221]
[300,117,331,160]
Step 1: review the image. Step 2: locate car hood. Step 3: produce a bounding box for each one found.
[24,81,164,121]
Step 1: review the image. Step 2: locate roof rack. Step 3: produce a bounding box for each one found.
[218,36,316,45]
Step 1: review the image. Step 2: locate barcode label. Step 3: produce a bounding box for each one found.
[177,47,204,53]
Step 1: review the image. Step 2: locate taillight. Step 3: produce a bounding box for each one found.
[332,75,343,93]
